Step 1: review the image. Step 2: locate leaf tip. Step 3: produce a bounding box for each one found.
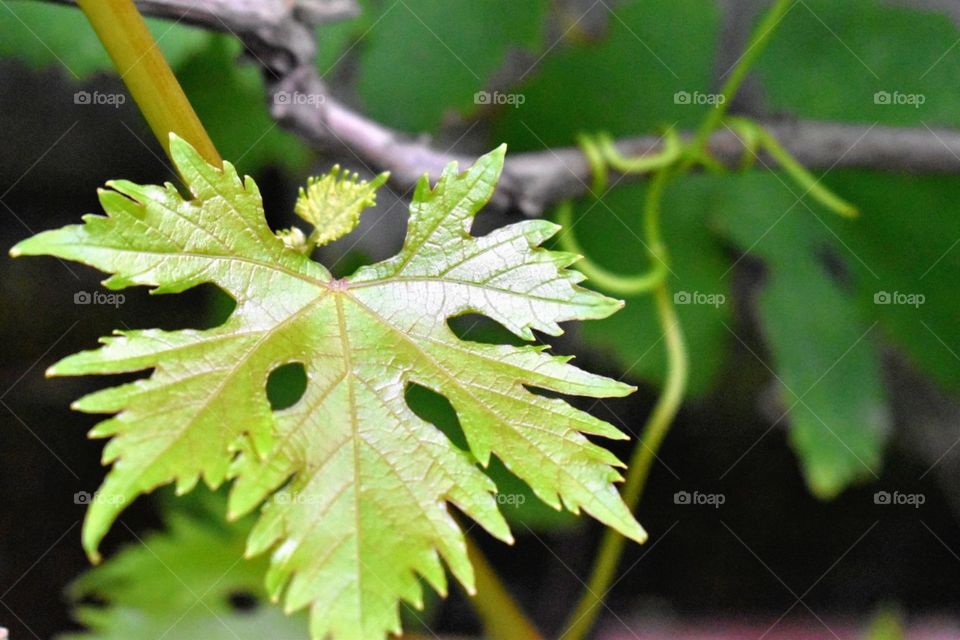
[82,524,104,565]
[167,130,186,148]
[633,526,649,545]
[610,381,638,400]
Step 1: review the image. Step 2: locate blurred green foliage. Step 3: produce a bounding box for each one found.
[0,1,208,76]
[484,0,960,499]
[495,0,720,145]
[60,492,309,640]
[177,37,309,172]
[354,0,549,132]
[758,0,960,127]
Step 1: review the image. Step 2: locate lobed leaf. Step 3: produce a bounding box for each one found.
[12,135,641,640]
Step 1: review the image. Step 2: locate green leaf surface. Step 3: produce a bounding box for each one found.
[571,169,895,496]
[825,171,960,392]
[755,0,960,396]
[13,137,642,640]
[352,0,549,133]
[60,499,308,640]
[494,0,720,149]
[712,173,890,497]
[406,380,577,531]
[757,0,960,127]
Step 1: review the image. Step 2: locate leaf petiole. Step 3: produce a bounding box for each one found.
[76,0,220,169]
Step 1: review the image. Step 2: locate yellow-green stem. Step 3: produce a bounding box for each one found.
[560,173,689,640]
[751,123,859,218]
[77,0,220,167]
[556,201,667,296]
[560,4,802,637]
[682,0,794,170]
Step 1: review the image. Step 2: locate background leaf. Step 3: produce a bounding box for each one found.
[561,181,732,396]
[757,0,960,127]
[494,0,720,148]
[712,173,891,497]
[60,493,309,640]
[177,37,309,173]
[349,0,549,133]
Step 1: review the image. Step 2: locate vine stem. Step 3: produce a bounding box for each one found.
[555,131,681,297]
[556,201,667,295]
[76,0,220,167]
[560,4,794,637]
[77,2,534,638]
[559,170,688,640]
[560,282,688,640]
[683,0,795,169]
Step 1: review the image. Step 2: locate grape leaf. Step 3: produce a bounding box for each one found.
[494,0,720,149]
[352,0,549,133]
[711,173,890,497]
[826,171,960,392]
[755,0,960,395]
[569,171,891,497]
[757,0,960,128]
[12,136,642,639]
[61,497,308,640]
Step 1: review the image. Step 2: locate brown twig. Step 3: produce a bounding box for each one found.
[33,0,960,216]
